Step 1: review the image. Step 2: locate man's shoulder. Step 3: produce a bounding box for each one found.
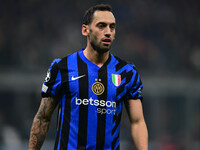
[112,55,137,71]
[61,51,78,62]
[46,51,79,72]
[52,51,79,67]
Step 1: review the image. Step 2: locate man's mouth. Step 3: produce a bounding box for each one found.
[102,38,111,45]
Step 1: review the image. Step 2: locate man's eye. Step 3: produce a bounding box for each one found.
[98,24,106,28]
[99,25,103,28]
[110,25,115,30]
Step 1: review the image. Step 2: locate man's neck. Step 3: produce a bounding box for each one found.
[83,47,109,68]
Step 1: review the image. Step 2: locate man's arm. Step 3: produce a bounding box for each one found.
[29,97,58,150]
[124,99,148,150]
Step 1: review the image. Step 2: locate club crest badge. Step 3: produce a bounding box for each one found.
[112,74,121,86]
[92,82,105,95]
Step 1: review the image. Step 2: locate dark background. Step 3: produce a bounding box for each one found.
[0,0,200,149]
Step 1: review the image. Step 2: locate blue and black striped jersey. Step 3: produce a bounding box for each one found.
[41,49,143,150]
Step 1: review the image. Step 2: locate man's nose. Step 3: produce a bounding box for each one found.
[105,27,111,37]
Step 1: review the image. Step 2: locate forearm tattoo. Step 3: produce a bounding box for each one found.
[29,97,58,150]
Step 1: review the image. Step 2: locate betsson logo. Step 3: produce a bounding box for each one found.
[75,97,116,115]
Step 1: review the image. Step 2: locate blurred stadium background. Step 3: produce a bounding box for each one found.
[0,0,200,149]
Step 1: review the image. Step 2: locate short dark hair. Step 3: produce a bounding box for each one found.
[83,4,112,25]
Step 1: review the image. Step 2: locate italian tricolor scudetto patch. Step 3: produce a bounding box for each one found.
[112,74,121,86]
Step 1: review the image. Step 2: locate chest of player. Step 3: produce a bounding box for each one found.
[60,68,130,103]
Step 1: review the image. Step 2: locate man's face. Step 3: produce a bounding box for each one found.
[88,10,116,53]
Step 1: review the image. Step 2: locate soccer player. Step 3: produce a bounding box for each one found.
[29,4,148,150]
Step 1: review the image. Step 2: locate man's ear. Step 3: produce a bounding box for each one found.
[82,24,89,36]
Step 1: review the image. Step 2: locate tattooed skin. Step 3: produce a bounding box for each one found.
[29,97,58,150]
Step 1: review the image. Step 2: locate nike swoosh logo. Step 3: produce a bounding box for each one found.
[71,74,86,81]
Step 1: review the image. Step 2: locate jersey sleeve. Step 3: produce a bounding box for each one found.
[126,70,143,101]
[41,59,62,97]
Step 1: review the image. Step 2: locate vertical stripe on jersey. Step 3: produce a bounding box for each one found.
[67,53,79,149]
[77,54,89,149]
[86,67,98,149]
[48,63,59,95]
[55,95,67,150]
[54,95,64,150]
[96,62,109,150]
[56,57,71,150]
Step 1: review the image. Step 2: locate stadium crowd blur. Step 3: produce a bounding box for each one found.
[0,0,200,150]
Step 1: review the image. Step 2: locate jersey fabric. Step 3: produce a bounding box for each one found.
[41,49,143,150]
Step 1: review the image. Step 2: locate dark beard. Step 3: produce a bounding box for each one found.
[89,28,111,54]
[90,40,110,54]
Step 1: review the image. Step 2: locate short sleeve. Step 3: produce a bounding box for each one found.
[126,71,143,101]
[41,59,62,97]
